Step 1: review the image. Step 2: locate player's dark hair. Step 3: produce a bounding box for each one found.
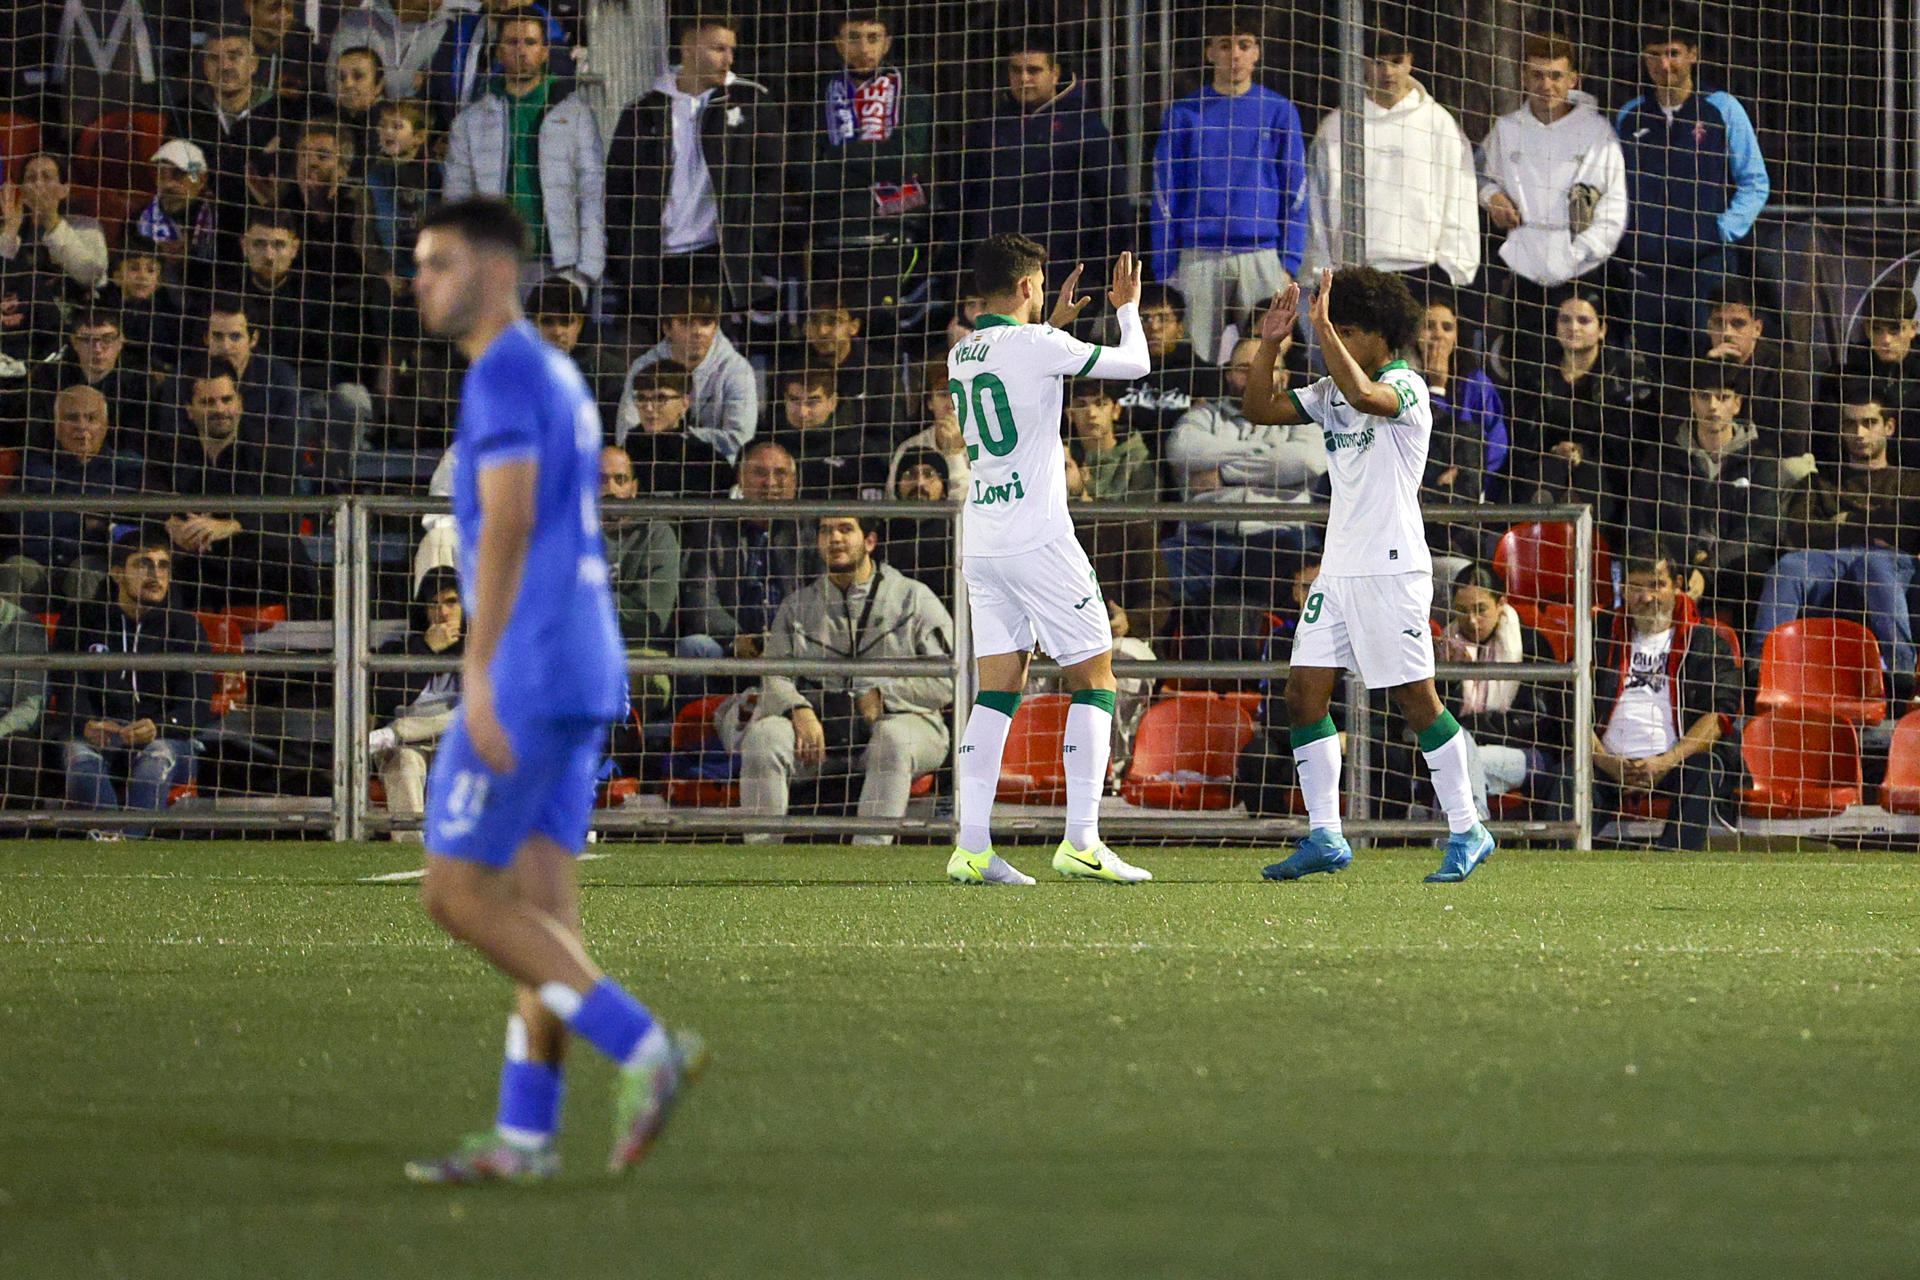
[1864,283,1916,329]
[1002,29,1057,61]
[1641,4,1702,51]
[970,233,1048,299]
[1205,6,1264,40]
[113,522,175,566]
[1522,31,1579,70]
[1452,562,1505,598]
[1621,536,1681,582]
[782,365,840,399]
[1688,355,1747,397]
[1837,379,1890,414]
[1323,267,1424,354]
[204,293,258,327]
[419,197,529,262]
[662,286,721,321]
[528,276,584,319]
[1138,282,1185,319]
[632,368,693,399]
[67,306,123,335]
[1366,21,1412,59]
[244,207,302,238]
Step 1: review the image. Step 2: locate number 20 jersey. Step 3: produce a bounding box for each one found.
[946,314,1103,559]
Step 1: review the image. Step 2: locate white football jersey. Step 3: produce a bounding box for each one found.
[1289,361,1434,576]
[947,314,1102,559]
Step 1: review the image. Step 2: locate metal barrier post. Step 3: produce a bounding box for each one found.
[330,498,354,843]
[345,500,372,842]
[1572,507,1596,851]
[1344,671,1371,848]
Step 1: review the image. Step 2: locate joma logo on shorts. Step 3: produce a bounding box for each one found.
[971,472,1026,505]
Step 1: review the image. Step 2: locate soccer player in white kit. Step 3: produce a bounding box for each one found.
[945,233,1155,885]
[1241,267,1494,883]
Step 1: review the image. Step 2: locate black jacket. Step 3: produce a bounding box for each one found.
[64,597,215,735]
[1625,422,1783,574]
[605,74,787,306]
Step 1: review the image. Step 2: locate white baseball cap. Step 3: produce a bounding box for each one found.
[150,139,209,176]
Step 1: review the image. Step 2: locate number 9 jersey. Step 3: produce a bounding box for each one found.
[946,314,1105,559]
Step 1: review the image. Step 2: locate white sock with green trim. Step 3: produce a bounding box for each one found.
[1419,711,1479,836]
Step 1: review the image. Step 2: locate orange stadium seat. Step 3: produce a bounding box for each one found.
[1880,710,1920,813]
[1493,522,1612,611]
[1740,711,1862,819]
[1755,618,1886,724]
[1121,693,1254,810]
[996,693,1071,804]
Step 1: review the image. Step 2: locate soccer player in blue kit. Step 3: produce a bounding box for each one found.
[402,197,705,1185]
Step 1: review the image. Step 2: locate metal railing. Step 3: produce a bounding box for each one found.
[0,495,1595,848]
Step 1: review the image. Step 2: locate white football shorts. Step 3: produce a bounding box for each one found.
[962,536,1112,668]
[1290,570,1436,688]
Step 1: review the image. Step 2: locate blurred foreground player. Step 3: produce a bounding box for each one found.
[1241,268,1493,883]
[944,234,1155,886]
[403,197,705,1185]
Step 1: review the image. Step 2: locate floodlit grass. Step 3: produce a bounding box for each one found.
[3,841,1919,1279]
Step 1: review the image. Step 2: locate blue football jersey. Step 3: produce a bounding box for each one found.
[452,319,628,723]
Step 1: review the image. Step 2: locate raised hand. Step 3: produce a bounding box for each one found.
[1307,267,1335,333]
[1107,251,1142,309]
[1257,281,1301,343]
[1048,263,1091,328]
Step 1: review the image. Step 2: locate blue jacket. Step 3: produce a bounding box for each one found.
[1615,86,1770,261]
[963,77,1122,273]
[1152,84,1307,281]
[1434,367,1510,477]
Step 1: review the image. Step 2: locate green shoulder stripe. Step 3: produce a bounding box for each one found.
[1076,348,1101,377]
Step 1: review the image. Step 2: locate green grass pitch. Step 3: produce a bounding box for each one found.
[4,840,1919,1278]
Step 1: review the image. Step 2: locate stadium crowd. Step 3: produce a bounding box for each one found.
[0,0,1909,847]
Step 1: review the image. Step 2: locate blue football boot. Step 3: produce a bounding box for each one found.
[1425,822,1495,883]
[1262,828,1354,880]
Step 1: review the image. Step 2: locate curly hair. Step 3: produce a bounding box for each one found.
[1323,267,1424,354]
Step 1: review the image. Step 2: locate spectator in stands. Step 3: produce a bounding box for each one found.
[0,154,109,295]
[1756,384,1920,678]
[884,361,971,496]
[599,443,681,653]
[1627,357,1782,633]
[31,308,163,460]
[800,8,935,335]
[262,119,377,288]
[248,0,318,103]
[604,11,783,324]
[527,275,622,410]
[1069,380,1176,640]
[963,30,1121,298]
[1696,280,1814,465]
[328,0,465,102]
[444,13,605,287]
[326,46,386,177]
[1612,6,1770,357]
[1118,283,1220,453]
[5,386,147,605]
[1836,284,1920,424]
[615,287,756,460]
[103,246,185,367]
[882,446,955,601]
[364,98,437,296]
[1303,23,1479,297]
[782,294,895,427]
[128,141,225,298]
[202,296,304,458]
[768,366,891,502]
[1592,540,1741,849]
[1417,294,1509,493]
[1150,6,1307,360]
[61,527,213,831]
[1164,336,1328,612]
[1476,31,1627,373]
[1440,563,1567,816]
[369,567,463,830]
[1505,290,1648,519]
[235,209,351,389]
[619,367,731,498]
[678,439,808,664]
[172,23,294,235]
[0,593,46,806]
[162,354,320,613]
[422,0,577,119]
[739,513,953,845]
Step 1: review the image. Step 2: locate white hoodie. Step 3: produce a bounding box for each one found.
[1165,397,1328,535]
[1303,82,1480,286]
[1477,91,1627,286]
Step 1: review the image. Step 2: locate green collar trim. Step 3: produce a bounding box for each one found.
[973,313,1020,329]
[1375,359,1412,376]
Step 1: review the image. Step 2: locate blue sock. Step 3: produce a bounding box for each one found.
[495,1059,564,1148]
[562,977,655,1064]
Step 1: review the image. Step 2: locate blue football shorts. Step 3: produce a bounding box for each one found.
[424,709,606,867]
